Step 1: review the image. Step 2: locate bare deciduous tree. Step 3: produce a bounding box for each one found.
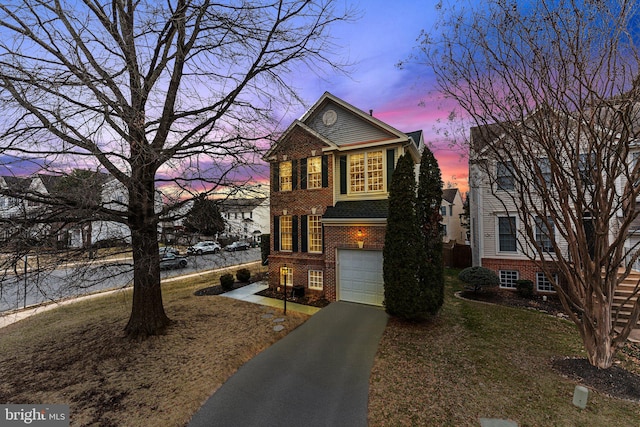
[421,0,640,368]
[0,0,353,338]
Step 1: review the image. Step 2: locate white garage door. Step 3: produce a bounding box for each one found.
[338,249,384,306]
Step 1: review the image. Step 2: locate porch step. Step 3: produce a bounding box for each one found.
[612,271,640,339]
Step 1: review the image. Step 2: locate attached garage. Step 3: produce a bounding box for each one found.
[337,249,384,306]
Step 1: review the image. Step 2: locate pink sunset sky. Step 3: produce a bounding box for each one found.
[285,0,470,194]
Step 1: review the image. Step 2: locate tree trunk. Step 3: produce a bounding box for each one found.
[124,173,170,339]
[581,296,615,369]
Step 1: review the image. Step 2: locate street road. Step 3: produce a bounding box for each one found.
[0,248,261,313]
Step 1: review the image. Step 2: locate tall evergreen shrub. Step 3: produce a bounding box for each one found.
[383,153,425,319]
[417,146,444,315]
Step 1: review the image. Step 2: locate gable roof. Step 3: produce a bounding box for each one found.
[265,92,421,161]
[442,188,459,204]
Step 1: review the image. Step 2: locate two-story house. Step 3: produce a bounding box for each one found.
[265,92,421,306]
[440,188,465,243]
[219,197,270,244]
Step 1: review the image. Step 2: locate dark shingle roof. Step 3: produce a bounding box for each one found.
[323,200,389,219]
[405,130,423,149]
[442,188,458,204]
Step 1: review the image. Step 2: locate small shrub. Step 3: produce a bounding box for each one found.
[236,268,251,283]
[220,273,235,291]
[515,279,534,298]
[458,266,500,293]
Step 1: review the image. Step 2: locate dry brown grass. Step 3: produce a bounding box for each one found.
[0,264,308,427]
[368,270,640,426]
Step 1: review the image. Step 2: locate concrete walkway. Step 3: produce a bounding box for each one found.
[220,282,321,315]
[188,301,389,427]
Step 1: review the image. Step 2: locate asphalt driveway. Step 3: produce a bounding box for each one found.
[188,301,389,427]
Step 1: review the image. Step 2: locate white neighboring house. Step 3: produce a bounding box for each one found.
[0,171,135,249]
[219,197,269,244]
[440,188,465,243]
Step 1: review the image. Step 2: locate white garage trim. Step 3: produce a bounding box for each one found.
[337,249,384,306]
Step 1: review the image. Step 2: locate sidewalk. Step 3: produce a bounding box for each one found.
[0,261,262,329]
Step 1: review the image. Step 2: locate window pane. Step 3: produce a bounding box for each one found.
[498,216,516,252]
[308,270,323,290]
[536,272,556,292]
[280,266,293,287]
[280,161,292,191]
[307,157,322,189]
[538,157,551,185]
[349,154,365,192]
[499,270,519,288]
[496,161,515,190]
[280,215,292,251]
[535,216,554,252]
[308,215,322,253]
[367,151,383,191]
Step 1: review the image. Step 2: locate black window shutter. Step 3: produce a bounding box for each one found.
[386,149,395,188]
[339,155,347,194]
[292,159,298,190]
[321,155,329,188]
[273,216,280,251]
[300,158,307,190]
[321,224,325,253]
[292,216,298,252]
[273,163,280,192]
[301,215,308,252]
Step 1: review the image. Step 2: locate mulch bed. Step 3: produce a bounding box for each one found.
[255,287,331,308]
[193,282,251,296]
[461,288,640,402]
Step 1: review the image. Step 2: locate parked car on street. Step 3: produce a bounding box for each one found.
[159,246,179,256]
[225,241,250,252]
[187,241,221,255]
[160,253,188,269]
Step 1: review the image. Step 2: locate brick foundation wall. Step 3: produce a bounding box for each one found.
[481,257,559,294]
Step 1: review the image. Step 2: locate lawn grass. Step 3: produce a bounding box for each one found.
[368,269,640,426]
[0,262,308,427]
[3,265,640,426]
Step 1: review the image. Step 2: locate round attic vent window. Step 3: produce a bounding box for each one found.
[322,109,337,126]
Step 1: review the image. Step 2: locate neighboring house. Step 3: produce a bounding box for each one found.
[0,171,132,249]
[264,92,422,306]
[468,124,560,293]
[440,188,465,243]
[219,197,270,243]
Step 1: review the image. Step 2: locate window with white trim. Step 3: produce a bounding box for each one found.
[280,266,293,287]
[499,270,519,289]
[280,215,292,251]
[538,157,552,185]
[349,150,383,193]
[498,216,517,252]
[496,161,515,190]
[308,270,323,290]
[279,161,292,191]
[307,156,322,189]
[535,216,554,252]
[536,272,557,292]
[308,215,322,253]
